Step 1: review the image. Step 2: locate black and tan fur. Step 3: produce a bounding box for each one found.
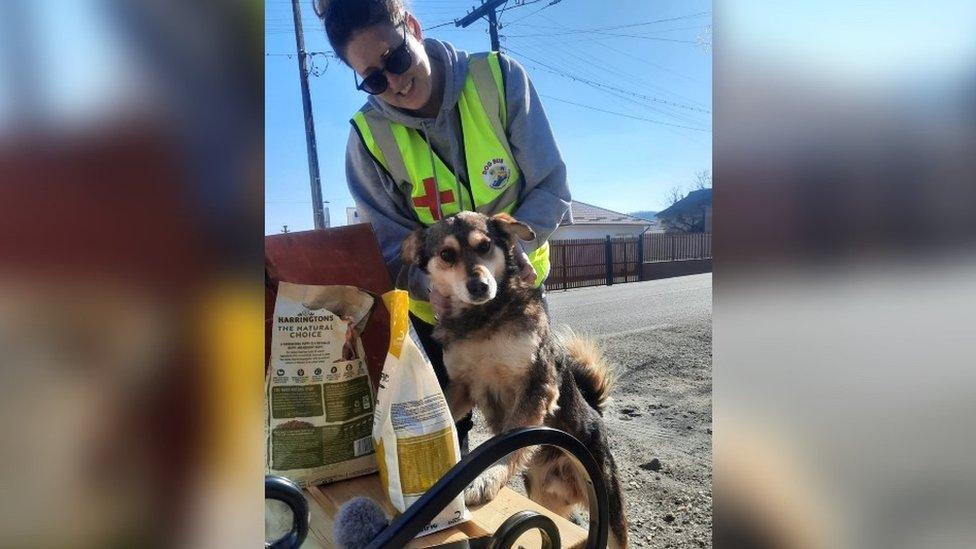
[401,212,629,548]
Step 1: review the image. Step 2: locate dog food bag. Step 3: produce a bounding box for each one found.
[373,290,470,536]
[265,282,378,487]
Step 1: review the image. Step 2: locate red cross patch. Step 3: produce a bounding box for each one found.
[412,177,455,221]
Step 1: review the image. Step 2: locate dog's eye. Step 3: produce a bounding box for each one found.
[439,249,456,263]
[475,241,491,254]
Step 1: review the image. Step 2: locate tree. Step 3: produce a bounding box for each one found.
[692,169,711,191]
[666,185,683,206]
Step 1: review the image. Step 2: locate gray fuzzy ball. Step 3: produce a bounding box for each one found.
[333,496,389,549]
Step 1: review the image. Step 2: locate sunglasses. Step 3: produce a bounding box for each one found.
[355,24,413,95]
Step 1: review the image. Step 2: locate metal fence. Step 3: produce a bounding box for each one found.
[547,233,712,290]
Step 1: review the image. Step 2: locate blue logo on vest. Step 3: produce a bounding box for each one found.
[482,158,511,190]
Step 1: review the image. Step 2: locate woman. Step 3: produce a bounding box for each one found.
[320,0,571,451]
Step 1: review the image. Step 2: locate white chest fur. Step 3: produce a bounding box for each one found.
[443,331,540,404]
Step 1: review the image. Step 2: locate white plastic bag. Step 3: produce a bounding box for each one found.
[373,290,470,537]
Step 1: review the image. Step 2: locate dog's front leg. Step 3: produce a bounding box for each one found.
[463,402,549,506]
[464,446,538,506]
[444,382,474,423]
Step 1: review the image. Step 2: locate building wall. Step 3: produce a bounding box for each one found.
[346,207,363,225]
[551,224,657,240]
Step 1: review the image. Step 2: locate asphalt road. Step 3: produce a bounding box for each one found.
[546,274,712,337]
[473,273,714,548]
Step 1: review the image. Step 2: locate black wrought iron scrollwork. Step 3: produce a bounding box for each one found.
[265,475,310,549]
[367,426,609,549]
[490,510,561,549]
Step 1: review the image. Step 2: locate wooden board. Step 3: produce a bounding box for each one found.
[276,473,588,548]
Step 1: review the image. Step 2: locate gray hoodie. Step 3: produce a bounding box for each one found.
[345,38,571,301]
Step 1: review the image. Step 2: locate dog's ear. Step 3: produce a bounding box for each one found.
[400,228,429,269]
[490,213,535,243]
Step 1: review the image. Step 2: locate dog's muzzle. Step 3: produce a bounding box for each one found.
[466,278,490,300]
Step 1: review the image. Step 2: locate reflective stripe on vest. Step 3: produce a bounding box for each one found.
[352,52,551,324]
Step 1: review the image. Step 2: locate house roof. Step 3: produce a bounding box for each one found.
[656,188,712,218]
[561,201,652,226]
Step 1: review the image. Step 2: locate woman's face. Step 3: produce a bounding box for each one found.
[345,16,434,112]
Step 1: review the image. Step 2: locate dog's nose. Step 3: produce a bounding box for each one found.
[466,278,489,298]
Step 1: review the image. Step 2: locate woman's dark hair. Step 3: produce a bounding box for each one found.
[316,0,407,63]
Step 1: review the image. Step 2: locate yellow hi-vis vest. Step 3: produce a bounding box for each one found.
[351,52,550,325]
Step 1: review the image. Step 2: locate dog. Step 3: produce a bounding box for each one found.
[401,211,629,548]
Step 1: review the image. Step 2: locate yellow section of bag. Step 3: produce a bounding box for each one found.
[374,436,390,500]
[382,290,409,358]
[395,427,457,497]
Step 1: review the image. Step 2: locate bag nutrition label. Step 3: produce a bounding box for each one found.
[266,282,378,486]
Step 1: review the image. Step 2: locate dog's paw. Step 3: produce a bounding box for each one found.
[464,465,506,506]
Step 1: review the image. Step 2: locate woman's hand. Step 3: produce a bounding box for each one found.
[429,287,452,320]
[515,251,536,284]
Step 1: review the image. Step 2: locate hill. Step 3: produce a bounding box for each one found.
[629,210,659,221]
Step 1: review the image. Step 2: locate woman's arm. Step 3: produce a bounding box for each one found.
[498,53,573,252]
[345,128,431,300]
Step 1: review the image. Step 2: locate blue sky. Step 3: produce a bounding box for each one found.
[723,0,976,81]
[265,0,713,234]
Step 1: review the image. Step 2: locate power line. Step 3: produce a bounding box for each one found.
[527,13,709,100]
[514,22,710,109]
[506,11,710,31]
[501,0,563,25]
[512,41,700,127]
[524,53,696,124]
[504,46,710,114]
[267,51,332,76]
[513,23,706,35]
[514,19,705,86]
[587,37,705,84]
[504,29,696,43]
[511,43,707,130]
[540,94,710,132]
[424,20,456,30]
[498,10,709,43]
[509,38,708,125]
[498,0,548,15]
[266,51,333,57]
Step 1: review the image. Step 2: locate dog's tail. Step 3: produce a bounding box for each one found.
[558,330,615,415]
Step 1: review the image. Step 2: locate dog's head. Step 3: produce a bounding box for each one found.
[401,212,535,306]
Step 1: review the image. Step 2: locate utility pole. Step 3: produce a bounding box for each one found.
[291,0,328,229]
[486,8,500,51]
[455,1,563,50]
[456,0,507,51]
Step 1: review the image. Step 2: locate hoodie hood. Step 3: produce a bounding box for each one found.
[365,38,469,129]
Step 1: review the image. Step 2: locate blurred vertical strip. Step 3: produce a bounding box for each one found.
[715,1,976,548]
[0,1,42,124]
[0,1,264,547]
